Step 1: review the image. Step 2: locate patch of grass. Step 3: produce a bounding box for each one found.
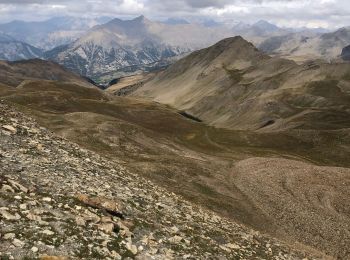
[223,66,244,82]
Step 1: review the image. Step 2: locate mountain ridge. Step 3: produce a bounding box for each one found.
[131,36,350,131]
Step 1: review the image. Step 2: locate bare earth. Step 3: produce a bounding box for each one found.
[232,157,350,259]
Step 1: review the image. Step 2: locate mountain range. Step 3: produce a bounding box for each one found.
[259,26,350,61]
[0,32,42,61]
[44,15,232,81]
[1,36,350,258]
[0,16,112,50]
[0,15,349,84]
[125,36,350,132]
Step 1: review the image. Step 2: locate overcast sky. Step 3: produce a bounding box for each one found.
[0,0,348,29]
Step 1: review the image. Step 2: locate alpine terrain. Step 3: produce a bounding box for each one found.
[0,2,350,259]
[45,16,232,82]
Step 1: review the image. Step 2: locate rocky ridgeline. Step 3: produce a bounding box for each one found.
[0,101,315,259]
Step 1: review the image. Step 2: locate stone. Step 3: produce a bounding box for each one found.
[42,197,52,202]
[100,216,112,223]
[97,223,115,233]
[2,125,17,134]
[40,256,68,260]
[4,233,16,240]
[12,239,25,247]
[168,235,183,244]
[75,194,124,218]
[8,180,28,193]
[27,213,42,222]
[0,209,21,220]
[126,243,138,255]
[1,184,15,193]
[226,243,240,250]
[75,216,86,226]
[19,204,27,210]
[170,226,179,233]
[31,246,39,253]
[42,230,54,235]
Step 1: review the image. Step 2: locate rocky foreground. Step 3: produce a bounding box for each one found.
[0,101,321,259]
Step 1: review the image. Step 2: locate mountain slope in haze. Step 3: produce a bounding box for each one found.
[45,15,232,81]
[0,33,43,61]
[260,26,350,60]
[232,20,291,45]
[132,36,350,131]
[0,16,111,50]
[0,59,95,88]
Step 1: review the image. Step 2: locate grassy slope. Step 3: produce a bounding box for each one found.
[0,79,349,258]
[132,38,350,132]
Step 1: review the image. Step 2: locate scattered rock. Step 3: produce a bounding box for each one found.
[42,197,52,202]
[40,256,68,260]
[97,223,115,233]
[0,209,21,220]
[2,125,17,134]
[8,180,29,193]
[12,239,25,247]
[1,184,15,193]
[126,242,138,255]
[75,193,124,218]
[4,233,16,240]
[0,102,316,260]
[42,230,54,236]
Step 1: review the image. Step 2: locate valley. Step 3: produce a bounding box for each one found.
[1,45,350,258]
[0,8,350,260]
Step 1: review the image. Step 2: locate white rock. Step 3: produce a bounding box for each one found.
[8,180,28,193]
[1,185,15,193]
[31,246,39,253]
[168,235,182,244]
[226,243,240,250]
[126,243,138,255]
[2,125,17,134]
[12,239,24,247]
[42,197,52,202]
[19,204,27,210]
[170,226,179,233]
[4,233,15,240]
[0,209,21,220]
[42,229,54,235]
[26,213,42,222]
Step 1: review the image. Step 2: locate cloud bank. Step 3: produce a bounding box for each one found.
[0,0,347,29]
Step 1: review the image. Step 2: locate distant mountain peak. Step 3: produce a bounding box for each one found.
[253,20,279,31]
[210,36,258,55]
[133,15,150,23]
[163,17,190,25]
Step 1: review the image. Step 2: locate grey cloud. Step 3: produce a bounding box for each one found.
[0,0,349,29]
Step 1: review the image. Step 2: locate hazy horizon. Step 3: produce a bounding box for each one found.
[0,0,347,30]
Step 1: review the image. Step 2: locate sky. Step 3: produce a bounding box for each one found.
[0,0,348,29]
